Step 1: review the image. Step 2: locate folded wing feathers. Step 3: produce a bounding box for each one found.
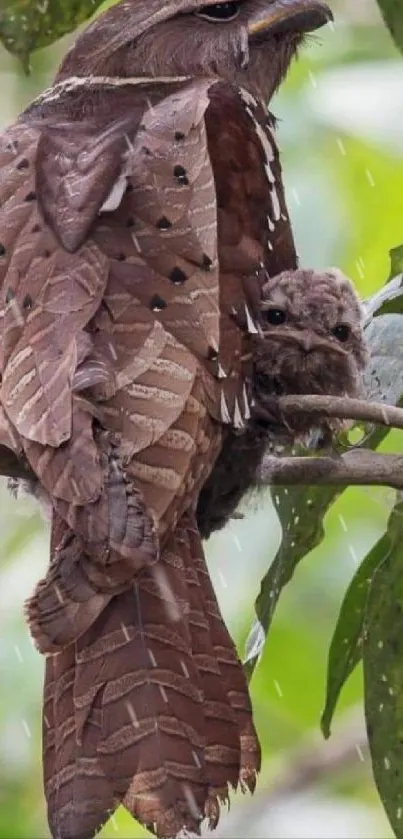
[0,78,261,839]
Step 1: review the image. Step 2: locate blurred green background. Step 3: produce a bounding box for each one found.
[1,0,402,836]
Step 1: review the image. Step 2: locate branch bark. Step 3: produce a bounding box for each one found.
[2,395,403,489]
[276,394,403,430]
[260,450,403,490]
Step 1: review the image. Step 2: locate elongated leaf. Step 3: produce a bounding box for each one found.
[321,533,389,738]
[244,482,340,676]
[376,0,403,55]
[389,244,403,278]
[364,498,403,839]
[364,275,403,318]
[0,0,106,70]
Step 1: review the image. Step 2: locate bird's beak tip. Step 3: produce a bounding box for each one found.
[247,0,333,39]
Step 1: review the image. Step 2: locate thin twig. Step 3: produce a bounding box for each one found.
[260,450,403,489]
[276,394,403,430]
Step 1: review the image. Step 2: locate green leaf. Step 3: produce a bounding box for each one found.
[364,240,403,319]
[0,0,106,70]
[321,534,388,738]
[321,308,403,737]
[244,482,341,677]
[376,0,403,54]
[389,243,403,279]
[365,276,403,318]
[363,498,403,839]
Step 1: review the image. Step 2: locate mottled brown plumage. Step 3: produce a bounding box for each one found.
[197,267,367,538]
[0,1,334,837]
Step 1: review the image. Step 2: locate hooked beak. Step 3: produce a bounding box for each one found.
[294,330,318,352]
[294,330,348,356]
[247,0,333,38]
[262,326,348,356]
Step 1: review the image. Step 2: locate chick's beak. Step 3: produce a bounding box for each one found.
[293,330,348,356]
[247,0,333,38]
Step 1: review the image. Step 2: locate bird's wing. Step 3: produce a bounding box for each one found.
[0,77,225,651]
[197,86,299,535]
[22,75,221,361]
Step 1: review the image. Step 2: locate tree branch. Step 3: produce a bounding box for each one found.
[260,450,403,490]
[1,395,403,490]
[276,394,403,430]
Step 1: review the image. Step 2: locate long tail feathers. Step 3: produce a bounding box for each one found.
[188,523,262,789]
[78,547,208,836]
[42,517,260,839]
[43,650,116,839]
[177,521,241,828]
[42,520,116,839]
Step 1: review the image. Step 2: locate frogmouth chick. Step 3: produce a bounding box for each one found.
[197,267,367,538]
[252,266,368,440]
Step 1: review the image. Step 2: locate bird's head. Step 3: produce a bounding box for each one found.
[57,0,332,100]
[253,268,368,406]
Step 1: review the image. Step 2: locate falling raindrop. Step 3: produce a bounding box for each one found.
[120,622,131,642]
[182,783,201,819]
[366,169,375,187]
[218,569,228,589]
[125,700,140,728]
[159,685,169,703]
[336,137,346,156]
[291,187,301,207]
[192,750,202,769]
[348,543,358,564]
[148,648,157,667]
[22,719,31,739]
[180,659,190,679]
[152,565,181,622]
[355,744,365,762]
[232,535,242,553]
[14,644,23,663]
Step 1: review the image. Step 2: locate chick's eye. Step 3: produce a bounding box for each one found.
[196,2,241,22]
[265,308,286,326]
[332,323,351,342]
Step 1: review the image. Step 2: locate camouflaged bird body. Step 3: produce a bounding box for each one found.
[0,73,297,838]
[0,76,296,557]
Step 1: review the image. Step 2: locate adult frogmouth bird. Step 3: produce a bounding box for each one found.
[0,1,333,838]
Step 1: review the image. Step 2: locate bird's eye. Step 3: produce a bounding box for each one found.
[195,2,241,22]
[332,323,351,342]
[265,308,286,326]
